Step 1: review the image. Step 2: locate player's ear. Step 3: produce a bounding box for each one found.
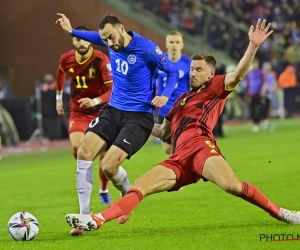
[119,24,125,33]
[208,69,215,80]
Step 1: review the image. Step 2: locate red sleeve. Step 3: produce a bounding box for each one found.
[97,54,113,103]
[211,74,232,99]
[99,54,113,84]
[99,82,112,103]
[56,66,66,91]
[165,92,186,121]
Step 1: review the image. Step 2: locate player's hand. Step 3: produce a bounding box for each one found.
[151,95,169,108]
[78,98,98,108]
[55,13,73,34]
[249,19,273,47]
[56,100,65,116]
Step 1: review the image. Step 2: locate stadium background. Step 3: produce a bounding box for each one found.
[1,0,300,143]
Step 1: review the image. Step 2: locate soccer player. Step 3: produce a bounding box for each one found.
[156,31,190,154]
[64,19,300,232]
[56,13,178,234]
[56,26,114,235]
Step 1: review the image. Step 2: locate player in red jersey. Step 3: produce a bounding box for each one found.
[56,26,114,235]
[65,20,300,231]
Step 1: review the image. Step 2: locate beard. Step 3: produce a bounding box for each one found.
[76,45,91,55]
[110,32,125,51]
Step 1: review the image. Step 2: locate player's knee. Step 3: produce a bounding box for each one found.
[101,161,118,178]
[222,181,242,195]
[77,144,94,160]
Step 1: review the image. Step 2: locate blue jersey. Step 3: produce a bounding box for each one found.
[72,30,178,113]
[156,54,191,117]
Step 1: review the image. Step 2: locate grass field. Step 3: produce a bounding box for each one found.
[0,119,300,250]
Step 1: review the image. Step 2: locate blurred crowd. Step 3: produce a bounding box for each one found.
[130,0,300,74]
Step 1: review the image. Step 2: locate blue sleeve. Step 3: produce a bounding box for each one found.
[71,30,107,46]
[145,43,178,98]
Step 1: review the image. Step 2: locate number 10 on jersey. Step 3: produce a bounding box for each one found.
[115,59,129,75]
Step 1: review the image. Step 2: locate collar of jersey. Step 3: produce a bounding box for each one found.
[75,47,93,65]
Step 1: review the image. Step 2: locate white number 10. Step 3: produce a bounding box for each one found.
[115,59,129,75]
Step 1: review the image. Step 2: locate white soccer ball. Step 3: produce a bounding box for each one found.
[8,212,39,241]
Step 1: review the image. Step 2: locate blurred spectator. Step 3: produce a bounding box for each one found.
[224,65,242,120]
[278,65,297,117]
[0,78,12,100]
[261,62,277,130]
[212,64,226,138]
[0,103,19,146]
[245,59,265,132]
[131,0,300,69]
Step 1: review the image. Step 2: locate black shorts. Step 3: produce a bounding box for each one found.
[87,105,154,159]
[158,115,172,145]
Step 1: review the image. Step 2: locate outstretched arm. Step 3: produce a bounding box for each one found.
[55,13,106,46]
[151,119,171,140]
[225,19,273,90]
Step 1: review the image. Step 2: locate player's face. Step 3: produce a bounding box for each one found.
[99,24,125,52]
[166,35,183,56]
[189,60,215,89]
[263,62,271,72]
[72,37,91,55]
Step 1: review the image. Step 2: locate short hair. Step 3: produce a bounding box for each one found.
[74,26,90,31]
[166,30,183,38]
[191,53,216,70]
[99,15,122,29]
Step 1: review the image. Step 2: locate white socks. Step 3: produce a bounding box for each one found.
[76,160,93,214]
[110,166,129,197]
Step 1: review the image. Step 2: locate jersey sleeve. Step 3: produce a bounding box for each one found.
[56,55,67,91]
[145,42,178,98]
[165,92,185,121]
[71,30,106,46]
[99,54,113,84]
[212,74,232,99]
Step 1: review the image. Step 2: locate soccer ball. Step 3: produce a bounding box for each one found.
[8,212,39,241]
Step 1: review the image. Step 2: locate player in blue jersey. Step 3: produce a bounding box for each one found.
[56,13,178,235]
[156,31,191,154]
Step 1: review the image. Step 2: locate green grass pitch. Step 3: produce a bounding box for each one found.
[0,119,300,250]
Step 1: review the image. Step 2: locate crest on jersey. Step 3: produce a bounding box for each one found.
[127,54,136,64]
[155,46,163,55]
[178,70,184,78]
[89,67,96,78]
[106,63,112,71]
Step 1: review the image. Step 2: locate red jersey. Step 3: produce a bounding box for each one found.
[57,47,113,114]
[166,75,232,150]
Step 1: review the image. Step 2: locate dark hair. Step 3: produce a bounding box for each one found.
[99,15,122,29]
[191,53,216,70]
[74,26,90,31]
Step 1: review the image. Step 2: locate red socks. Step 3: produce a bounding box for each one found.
[239,182,280,218]
[100,188,144,222]
[99,168,109,191]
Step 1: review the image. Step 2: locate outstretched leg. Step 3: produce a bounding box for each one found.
[202,155,300,224]
[65,165,176,231]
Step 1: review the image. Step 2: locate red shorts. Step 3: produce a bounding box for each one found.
[69,112,99,134]
[159,136,222,191]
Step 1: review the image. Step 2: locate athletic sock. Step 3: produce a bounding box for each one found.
[238,182,280,218]
[99,168,109,192]
[110,166,129,196]
[96,188,143,222]
[76,160,93,214]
